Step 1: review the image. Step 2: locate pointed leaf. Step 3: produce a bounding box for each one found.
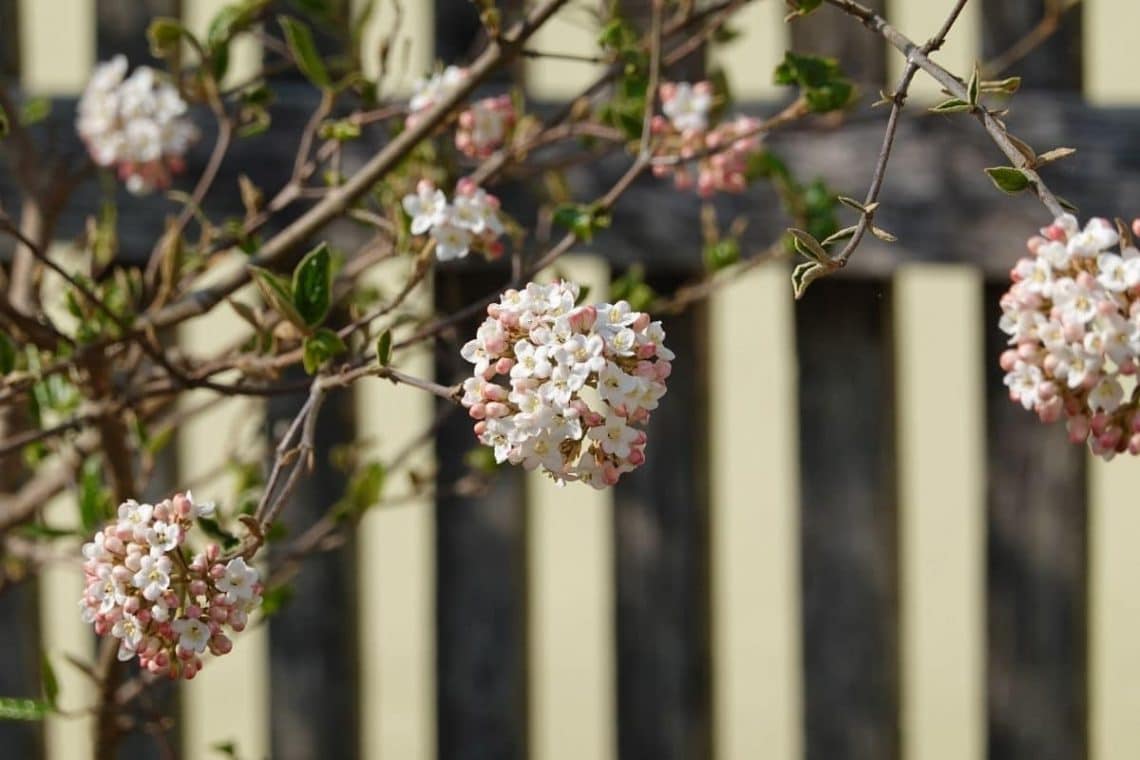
[279,16,331,89]
[929,98,972,114]
[302,328,347,374]
[1037,147,1076,165]
[791,261,828,299]
[984,166,1032,194]
[967,62,980,106]
[251,267,306,328]
[291,242,332,327]
[376,329,392,367]
[787,227,829,264]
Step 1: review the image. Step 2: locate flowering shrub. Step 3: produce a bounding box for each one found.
[460,281,673,487]
[402,177,506,260]
[76,55,198,195]
[1000,215,1140,460]
[456,95,516,158]
[406,65,469,127]
[651,81,763,197]
[80,492,261,679]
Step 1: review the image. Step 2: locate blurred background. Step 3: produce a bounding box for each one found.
[3,1,1140,759]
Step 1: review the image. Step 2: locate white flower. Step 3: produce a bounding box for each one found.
[131,554,172,602]
[662,82,712,132]
[511,340,553,380]
[409,65,467,115]
[172,617,211,654]
[1089,377,1124,413]
[588,410,639,458]
[555,334,606,374]
[112,614,145,652]
[402,183,449,235]
[1003,361,1044,410]
[1098,253,1129,292]
[118,500,154,532]
[217,558,259,603]
[147,521,180,553]
[431,222,473,261]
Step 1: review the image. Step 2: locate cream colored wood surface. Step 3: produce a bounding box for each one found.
[888,0,979,100]
[353,0,434,96]
[709,262,802,760]
[895,266,984,760]
[183,0,261,87]
[525,2,604,100]
[356,261,437,760]
[1086,0,1140,104]
[527,255,616,760]
[709,0,786,101]
[18,0,94,94]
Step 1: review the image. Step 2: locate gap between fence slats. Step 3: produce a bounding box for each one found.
[526,255,616,760]
[176,259,270,760]
[1089,457,1140,760]
[708,261,802,760]
[17,0,94,94]
[894,266,984,760]
[357,260,437,760]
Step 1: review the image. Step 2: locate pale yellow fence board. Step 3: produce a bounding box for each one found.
[709,0,785,101]
[527,255,616,760]
[183,0,261,87]
[356,262,437,760]
[889,0,979,99]
[525,2,604,101]
[1085,0,1140,104]
[18,0,94,94]
[709,262,802,760]
[353,0,434,97]
[177,263,270,760]
[1090,457,1140,760]
[895,266,984,760]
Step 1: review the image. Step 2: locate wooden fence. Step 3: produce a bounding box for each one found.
[2,1,1140,759]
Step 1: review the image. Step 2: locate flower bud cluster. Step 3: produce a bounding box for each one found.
[460,281,673,487]
[651,81,762,197]
[407,65,469,127]
[77,55,198,195]
[456,95,516,158]
[80,492,262,680]
[1000,214,1140,460]
[402,178,505,261]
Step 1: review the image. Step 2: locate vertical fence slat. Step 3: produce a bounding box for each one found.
[177,264,270,760]
[797,279,897,760]
[17,0,94,94]
[887,0,979,98]
[984,282,1087,760]
[436,270,528,760]
[791,0,887,87]
[614,276,710,760]
[526,256,615,760]
[267,378,358,760]
[352,0,432,96]
[357,261,437,760]
[708,262,801,760]
[40,492,95,760]
[1085,0,1140,104]
[0,581,40,758]
[525,2,602,101]
[182,0,260,86]
[1090,459,1140,760]
[895,266,984,760]
[980,0,1082,91]
[709,0,785,101]
[0,0,19,79]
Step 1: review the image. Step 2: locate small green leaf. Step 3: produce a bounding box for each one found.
[302,328,346,374]
[147,17,187,58]
[279,15,331,89]
[574,285,592,306]
[0,110,10,138]
[967,62,980,106]
[40,656,59,711]
[871,226,898,243]
[376,329,392,367]
[20,98,51,126]
[0,332,16,374]
[1037,147,1076,165]
[0,697,49,721]
[984,166,1032,194]
[822,225,858,246]
[787,227,830,264]
[785,0,823,17]
[774,51,853,112]
[333,462,386,521]
[291,242,332,327]
[791,261,828,299]
[929,98,972,114]
[251,267,306,328]
[197,517,240,550]
[260,584,295,617]
[703,239,740,272]
[980,76,1021,95]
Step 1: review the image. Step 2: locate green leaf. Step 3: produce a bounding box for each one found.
[40,656,59,711]
[333,461,386,521]
[929,98,972,114]
[791,261,828,299]
[703,239,740,272]
[552,203,609,243]
[574,284,592,306]
[785,0,823,17]
[376,329,392,367]
[197,516,240,550]
[20,98,51,126]
[0,331,16,374]
[787,227,830,264]
[822,225,858,246]
[78,457,111,533]
[302,328,346,374]
[279,15,331,89]
[966,62,980,106]
[980,76,1021,95]
[0,697,48,721]
[0,109,9,138]
[984,166,1032,194]
[250,267,306,328]
[291,242,332,327]
[774,51,853,112]
[147,17,188,58]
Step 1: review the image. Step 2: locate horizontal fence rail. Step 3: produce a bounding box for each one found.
[3,1,1140,760]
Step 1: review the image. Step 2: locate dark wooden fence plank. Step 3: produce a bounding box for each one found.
[434,271,529,760]
[796,278,898,760]
[984,282,1088,760]
[0,582,42,759]
[96,0,181,65]
[790,0,887,86]
[267,373,359,760]
[981,0,1083,90]
[613,277,710,760]
[0,0,19,79]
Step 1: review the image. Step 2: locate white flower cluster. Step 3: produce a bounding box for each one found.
[1000,214,1140,459]
[402,178,505,261]
[407,65,468,127]
[80,492,262,680]
[456,95,516,158]
[460,281,673,488]
[77,55,198,195]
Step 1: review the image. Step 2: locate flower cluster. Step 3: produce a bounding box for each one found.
[77,55,198,195]
[402,178,505,261]
[80,492,262,680]
[456,95,516,158]
[1000,214,1140,460]
[460,281,673,487]
[407,65,468,127]
[650,81,763,197]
